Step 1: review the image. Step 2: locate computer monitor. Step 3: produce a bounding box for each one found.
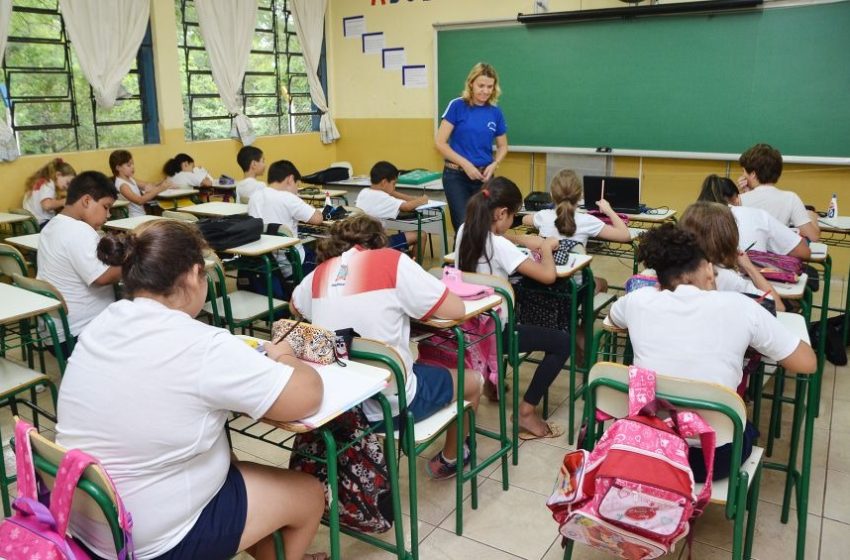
[583,176,641,214]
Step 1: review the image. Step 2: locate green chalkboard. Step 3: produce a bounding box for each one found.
[436,2,850,158]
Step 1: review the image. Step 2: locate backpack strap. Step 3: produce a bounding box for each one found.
[13,419,38,501]
[674,410,716,513]
[50,449,134,560]
[627,365,657,417]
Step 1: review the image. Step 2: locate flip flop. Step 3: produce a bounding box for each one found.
[518,421,565,441]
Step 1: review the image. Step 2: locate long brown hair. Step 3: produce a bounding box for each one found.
[679,201,739,269]
[316,214,388,264]
[458,177,522,274]
[549,169,582,237]
[25,158,76,194]
[698,174,739,204]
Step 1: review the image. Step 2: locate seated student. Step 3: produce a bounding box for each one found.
[522,168,630,293]
[291,214,482,480]
[679,201,784,311]
[236,146,267,204]
[607,224,816,480]
[698,174,810,260]
[37,171,122,357]
[355,161,428,253]
[456,177,569,440]
[22,158,75,228]
[57,220,327,560]
[737,143,820,242]
[163,152,213,188]
[110,150,171,218]
[248,159,323,275]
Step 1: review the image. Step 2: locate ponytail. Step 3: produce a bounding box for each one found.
[163,153,193,177]
[548,169,582,237]
[458,176,522,273]
[697,174,739,204]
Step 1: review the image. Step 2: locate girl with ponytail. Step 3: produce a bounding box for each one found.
[162,152,213,188]
[455,177,569,440]
[22,158,76,227]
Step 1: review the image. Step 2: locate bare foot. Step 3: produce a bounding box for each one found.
[516,411,551,438]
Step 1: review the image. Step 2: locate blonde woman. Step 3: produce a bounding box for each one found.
[436,62,508,230]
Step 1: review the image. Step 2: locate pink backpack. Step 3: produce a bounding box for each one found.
[0,420,134,559]
[547,366,715,559]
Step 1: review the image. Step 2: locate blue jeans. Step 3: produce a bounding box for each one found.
[442,167,484,231]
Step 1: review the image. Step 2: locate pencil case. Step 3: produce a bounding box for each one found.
[441,267,495,300]
[271,319,337,365]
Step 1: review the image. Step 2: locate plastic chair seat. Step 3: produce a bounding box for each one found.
[203,291,286,323]
[0,358,50,397]
[697,446,764,504]
[389,401,472,443]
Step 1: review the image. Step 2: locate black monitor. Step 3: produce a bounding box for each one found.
[583,176,641,214]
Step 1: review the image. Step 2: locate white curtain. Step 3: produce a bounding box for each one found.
[0,0,19,161]
[291,0,339,144]
[58,0,149,109]
[195,0,258,145]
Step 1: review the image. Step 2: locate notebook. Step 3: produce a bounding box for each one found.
[583,176,641,214]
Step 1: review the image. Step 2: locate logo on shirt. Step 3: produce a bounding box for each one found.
[487,121,497,132]
[331,264,349,288]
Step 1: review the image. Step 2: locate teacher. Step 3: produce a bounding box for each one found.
[435,62,508,231]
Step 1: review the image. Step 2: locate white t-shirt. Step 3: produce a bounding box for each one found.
[740,185,811,228]
[37,214,113,341]
[730,205,802,255]
[236,177,266,204]
[23,180,59,225]
[56,298,292,559]
[291,247,448,421]
[454,223,528,279]
[169,167,212,188]
[608,284,801,390]
[533,209,605,245]
[248,187,316,269]
[115,177,144,218]
[356,188,403,221]
[715,266,761,296]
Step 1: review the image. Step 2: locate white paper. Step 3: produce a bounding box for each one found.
[298,361,389,429]
[402,65,428,88]
[382,47,406,70]
[362,32,384,55]
[343,15,366,38]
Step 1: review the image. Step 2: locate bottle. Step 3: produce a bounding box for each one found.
[324,191,332,208]
[827,193,838,219]
[322,191,333,220]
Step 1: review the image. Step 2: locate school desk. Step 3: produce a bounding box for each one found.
[0,282,67,371]
[384,199,450,264]
[0,212,34,237]
[298,188,349,207]
[156,187,199,210]
[815,218,850,346]
[110,199,130,219]
[102,215,169,231]
[226,335,405,560]
[178,201,248,217]
[199,181,237,202]
[224,234,300,325]
[4,233,39,253]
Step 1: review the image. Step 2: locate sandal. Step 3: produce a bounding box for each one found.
[518,421,565,441]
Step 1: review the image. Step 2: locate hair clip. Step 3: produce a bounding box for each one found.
[482,189,490,198]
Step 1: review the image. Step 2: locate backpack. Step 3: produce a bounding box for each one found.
[196,215,263,251]
[288,405,393,533]
[0,420,134,559]
[301,166,350,185]
[547,366,715,559]
[746,250,802,284]
[524,191,554,211]
[809,314,848,366]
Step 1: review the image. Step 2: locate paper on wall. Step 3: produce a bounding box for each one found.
[402,65,428,88]
[343,15,366,37]
[362,32,384,54]
[382,47,406,70]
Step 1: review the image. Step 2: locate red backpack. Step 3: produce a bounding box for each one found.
[547,366,715,559]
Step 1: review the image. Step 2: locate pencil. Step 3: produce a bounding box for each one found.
[745,241,756,252]
[271,317,303,345]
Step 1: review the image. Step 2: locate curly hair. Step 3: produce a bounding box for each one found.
[315,214,388,264]
[636,223,706,290]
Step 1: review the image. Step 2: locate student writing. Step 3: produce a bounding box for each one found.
[22,157,76,228]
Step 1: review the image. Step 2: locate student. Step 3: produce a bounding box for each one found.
[22,157,76,228]
[456,177,569,440]
[607,223,816,480]
[56,220,326,560]
[110,150,171,218]
[698,174,810,260]
[679,201,784,311]
[236,146,267,204]
[355,161,428,252]
[37,171,122,357]
[737,143,820,242]
[248,159,323,275]
[291,214,482,480]
[163,152,213,188]
[522,169,630,292]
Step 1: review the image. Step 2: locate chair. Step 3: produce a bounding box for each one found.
[8,208,39,234]
[162,209,198,222]
[202,253,288,333]
[12,273,75,374]
[0,242,30,279]
[570,362,763,560]
[27,428,132,557]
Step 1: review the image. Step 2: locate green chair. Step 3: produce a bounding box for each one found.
[569,362,763,560]
[0,242,30,279]
[7,209,39,235]
[12,273,75,375]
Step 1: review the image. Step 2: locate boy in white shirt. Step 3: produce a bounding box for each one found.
[248,159,323,274]
[737,143,820,242]
[37,171,123,357]
[355,161,428,253]
[235,146,267,204]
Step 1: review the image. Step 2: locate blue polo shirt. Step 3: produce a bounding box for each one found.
[441,97,507,168]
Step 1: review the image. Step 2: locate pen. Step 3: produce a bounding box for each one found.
[744,241,756,252]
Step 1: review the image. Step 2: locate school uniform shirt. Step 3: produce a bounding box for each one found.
[236,177,266,204]
[533,209,605,245]
[608,284,801,390]
[169,167,212,188]
[291,247,449,422]
[730,205,802,255]
[56,297,293,559]
[37,214,113,342]
[715,266,761,296]
[248,186,315,266]
[740,185,811,228]
[115,177,145,218]
[454,224,528,279]
[441,97,507,167]
[23,179,59,225]
[355,187,404,221]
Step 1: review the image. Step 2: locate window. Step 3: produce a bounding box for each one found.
[0,0,159,156]
[176,0,322,141]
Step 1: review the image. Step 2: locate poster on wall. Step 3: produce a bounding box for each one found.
[362,32,385,54]
[343,15,366,37]
[402,65,428,88]
[382,47,406,70]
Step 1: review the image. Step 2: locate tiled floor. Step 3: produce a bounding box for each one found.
[2,255,848,559]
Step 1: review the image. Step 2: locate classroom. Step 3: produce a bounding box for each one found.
[1,0,849,559]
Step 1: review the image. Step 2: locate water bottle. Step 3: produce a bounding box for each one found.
[827,193,838,219]
[322,191,333,220]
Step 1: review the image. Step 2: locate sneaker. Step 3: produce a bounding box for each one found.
[426,447,471,480]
